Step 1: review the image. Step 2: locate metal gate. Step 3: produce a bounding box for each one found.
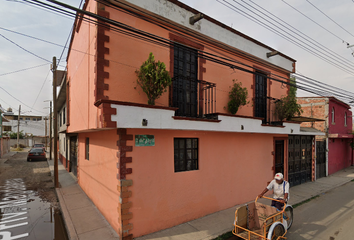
[288,135,313,187]
[274,140,284,174]
[316,140,326,179]
[70,136,77,177]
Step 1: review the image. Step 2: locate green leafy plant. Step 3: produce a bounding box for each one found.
[5,130,25,139]
[227,79,249,114]
[135,53,172,105]
[274,78,302,121]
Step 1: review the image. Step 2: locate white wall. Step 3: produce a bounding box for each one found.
[3,119,48,137]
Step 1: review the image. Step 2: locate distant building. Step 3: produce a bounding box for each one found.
[1,108,47,137]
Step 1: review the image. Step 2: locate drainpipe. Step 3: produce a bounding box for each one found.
[0,109,2,138]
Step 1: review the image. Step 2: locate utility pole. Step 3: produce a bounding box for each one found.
[17,105,21,149]
[52,57,58,188]
[49,101,52,160]
[45,117,47,148]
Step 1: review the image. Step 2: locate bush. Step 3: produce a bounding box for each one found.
[135,52,172,105]
[227,79,249,114]
[5,131,25,139]
[12,144,26,148]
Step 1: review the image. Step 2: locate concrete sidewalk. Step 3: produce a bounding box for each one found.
[136,166,354,240]
[47,158,119,240]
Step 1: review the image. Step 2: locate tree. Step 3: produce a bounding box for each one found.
[135,53,172,105]
[5,130,25,139]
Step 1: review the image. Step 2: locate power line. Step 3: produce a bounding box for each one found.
[305,0,354,39]
[219,0,354,76]
[244,0,354,70]
[30,70,51,112]
[0,33,52,63]
[281,0,347,43]
[23,0,354,104]
[0,63,49,77]
[0,86,47,114]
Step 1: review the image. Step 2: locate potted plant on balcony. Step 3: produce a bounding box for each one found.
[135,52,172,105]
[274,92,302,121]
[227,79,249,114]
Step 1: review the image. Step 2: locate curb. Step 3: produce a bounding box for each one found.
[56,188,79,240]
[46,157,78,240]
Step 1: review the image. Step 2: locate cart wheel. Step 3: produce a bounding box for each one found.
[284,205,293,230]
[267,222,285,240]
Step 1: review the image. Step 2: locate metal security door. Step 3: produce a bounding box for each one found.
[275,140,284,174]
[255,72,267,123]
[70,136,77,177]
[316,140,326,179]
[288,135,313,187]
[173,43,198,117]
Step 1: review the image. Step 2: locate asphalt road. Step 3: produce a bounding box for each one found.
[0,150,68,240]
[287,180,354,240]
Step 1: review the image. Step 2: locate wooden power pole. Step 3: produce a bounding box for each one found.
[49,101,52,160]
[45,117,47,148]
[17,105,21,148]
[52,57,59,188]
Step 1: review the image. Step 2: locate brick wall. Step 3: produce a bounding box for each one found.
[297,97,327,134]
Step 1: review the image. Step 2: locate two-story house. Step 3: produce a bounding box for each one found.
[56,72,71,172]
[64,0,321,238]
[297,97,353,177]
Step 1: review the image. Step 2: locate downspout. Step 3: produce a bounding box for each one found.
[0,109,2,138]
[325,98,329,176]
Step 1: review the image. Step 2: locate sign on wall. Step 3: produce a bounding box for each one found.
[135,135,155,147]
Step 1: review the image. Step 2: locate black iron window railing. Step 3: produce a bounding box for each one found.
[171,75,216,118]
[254,96,282,125]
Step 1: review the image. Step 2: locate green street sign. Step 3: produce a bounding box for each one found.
[135,135,155,147]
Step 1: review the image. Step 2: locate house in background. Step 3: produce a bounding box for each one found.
[2,108,45,136]
[297,97,353,177]
[65,0,321,238]
[0,106,10,157]
[56,71,71,173]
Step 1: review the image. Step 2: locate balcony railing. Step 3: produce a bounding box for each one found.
[171,76,216,119]
[254,96,283,125]
[265,96,282,125]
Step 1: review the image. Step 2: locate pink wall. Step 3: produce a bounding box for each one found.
[328,138,352,175]
[127,129,284,237]
[103,6,291,117]
[77,130,119,233]
[328,99,352,135]
[59,153,69,171]
[66,0,100,133]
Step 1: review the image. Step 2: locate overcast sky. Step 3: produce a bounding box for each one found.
[1,0,354,116]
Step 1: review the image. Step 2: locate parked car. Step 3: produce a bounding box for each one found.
[33,143,46,152]
[27,148,47,162]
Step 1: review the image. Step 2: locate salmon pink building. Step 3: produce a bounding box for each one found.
[297,97,353,177]
[63,0,320,238]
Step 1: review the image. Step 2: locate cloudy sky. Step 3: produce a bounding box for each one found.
[1,0,354,116]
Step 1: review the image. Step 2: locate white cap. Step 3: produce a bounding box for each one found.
[274,173,283,180]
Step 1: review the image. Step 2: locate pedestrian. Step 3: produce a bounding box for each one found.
[258,173,289,210]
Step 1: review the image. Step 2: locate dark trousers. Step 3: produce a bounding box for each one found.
[271,198,285,210]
